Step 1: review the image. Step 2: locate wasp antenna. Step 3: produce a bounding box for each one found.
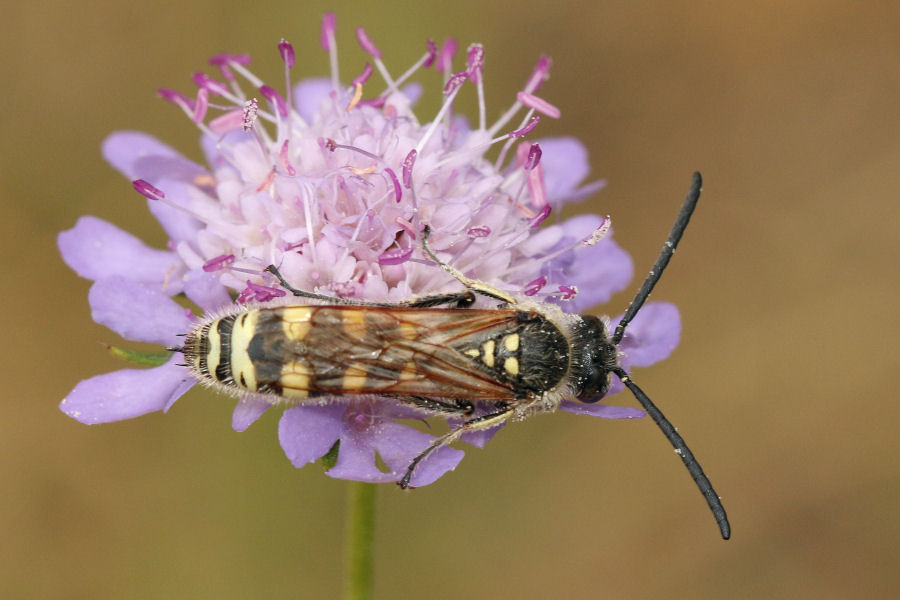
[613,172,701,345]
[612,366,730,539]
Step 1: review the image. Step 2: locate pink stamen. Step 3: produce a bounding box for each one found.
[132,179,165,201]
[525,55,552,93]
[209,110,244,134]
[352,62,374,87]
[202,254,236,272]
[466,43,484,84]
[395,217,417,239]
[437,38,457,73]
[356,27,382,59]
[524,276,547,296]
[278,39,295,68]
[192,88,209,123]
[384,168,402,202]
[256,168,277,192]
[529,204,551,228]
[259,85,287,118]
[320,13,337,51]
[192,72,229,96]
[242,98,259,131]
[323,138,337,152]
[528,166,547,209]
[467,226,491,238]
[424,40,437,68]
[209,53,252,67]
[402,150,417,188]
[357,97,387,109]
[378,247,413,265]
[516,92,561,119]
[509,115,541,138]
[444,71,468,95]
[280,140,296,176]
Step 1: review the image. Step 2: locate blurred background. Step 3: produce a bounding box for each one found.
[3,1,897,598]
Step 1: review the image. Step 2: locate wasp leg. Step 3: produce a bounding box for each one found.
[396,395,476,416]
[398,405,516,488]
[404,290,476,308]
[421,226,517,305]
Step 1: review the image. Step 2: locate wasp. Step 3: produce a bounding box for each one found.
[180,172,730,539]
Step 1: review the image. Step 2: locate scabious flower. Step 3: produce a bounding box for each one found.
[58,14,680,485]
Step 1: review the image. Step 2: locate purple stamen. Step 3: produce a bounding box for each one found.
[323,138,337,152]
[509,115,541,138]
[378,247,414,266]
[467,226,491,238]
[444,71,468,95]
[242,98,258,132]
[557,285,578,301]
[529,204,551,228]
[259,85,288,118]
[523,276,547,296]
[209,53,252,66]
[437,38,457,73]
[466,43,484,84]
[132,179,165,201]
[158,88,194,112]
[384,168,402,202]
[320,13,337,51]
[278,39,295,68]
[202,254,236,272]
[424,40,437,68]
[357,97,387,109]
[192,72,229,96]
[402,149,417,188]
[524,143,542,170]
[356,27,382,59]
[516,92,561,119]
[238,280,287,304]
[352,62,374,87]
[525,55,552,93]
[395,217,417,239]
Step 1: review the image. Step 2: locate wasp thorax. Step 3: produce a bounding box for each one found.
[568,315,618,402]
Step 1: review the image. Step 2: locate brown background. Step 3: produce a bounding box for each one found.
[3,1,897,598]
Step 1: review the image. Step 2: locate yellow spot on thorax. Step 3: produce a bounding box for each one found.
[482,340,495,367]
[504,357,519,376]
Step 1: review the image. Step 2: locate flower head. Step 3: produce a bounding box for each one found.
[58,14,680,485]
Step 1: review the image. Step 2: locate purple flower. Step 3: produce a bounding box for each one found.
[58,14,680,485]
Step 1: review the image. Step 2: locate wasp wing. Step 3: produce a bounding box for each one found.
[264,306,521,400]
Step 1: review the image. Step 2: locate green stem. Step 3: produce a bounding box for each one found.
[342,482,376,600]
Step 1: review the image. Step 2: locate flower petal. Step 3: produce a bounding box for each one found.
[60,358,194,424]
[372,421,464,487]
[614,302,681,368]
[58,216,182,289]
[327,433,400,483]
[146,179,204,243]
[89,276,193,345]
[560,401,645,419]
[278,404,345,467]
[537,137,590,199]
[232,397,271,432]
[293,78,333,124]
[183,269,233,313]
[102,131,207,182]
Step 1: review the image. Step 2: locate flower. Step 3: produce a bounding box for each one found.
[58,14,680,485]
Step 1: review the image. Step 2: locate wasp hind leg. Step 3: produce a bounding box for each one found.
[398,404,516,489]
